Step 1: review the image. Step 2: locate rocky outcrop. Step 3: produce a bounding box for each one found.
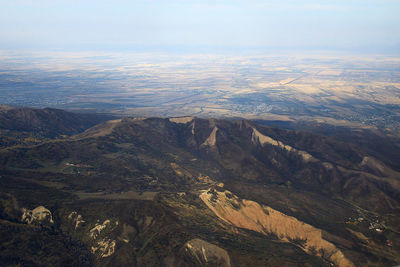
[91,239,116,258]
[182,238,231,267]
[89,219,118,258]
[251,127,317,162]
[21,206,54,225]
[68,211,85,230]
[90,219,111,239]
[201,127,218,148]
[200,188,354,267]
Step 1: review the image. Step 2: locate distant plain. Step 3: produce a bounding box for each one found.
[1,51,399,131]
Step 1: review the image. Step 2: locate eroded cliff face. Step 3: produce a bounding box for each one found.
[201,127,218,148]
[200,188,354,267]
[251,127,317,162]
[182,238,231,267]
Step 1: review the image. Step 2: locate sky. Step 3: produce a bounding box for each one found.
[1,0,399,54]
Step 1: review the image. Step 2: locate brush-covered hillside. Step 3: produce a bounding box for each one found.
[1,108,399,266]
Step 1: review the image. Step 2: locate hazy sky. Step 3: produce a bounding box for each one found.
[1,0,399,53]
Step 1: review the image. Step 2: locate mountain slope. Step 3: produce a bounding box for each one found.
[0,114,399,266]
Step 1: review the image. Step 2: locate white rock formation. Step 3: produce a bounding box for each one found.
[90,219,111,239]
[91,239,116,258]
[21,206,54,225]
[68,211,85,229]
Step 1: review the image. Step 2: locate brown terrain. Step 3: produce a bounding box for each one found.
[200,187,354,267]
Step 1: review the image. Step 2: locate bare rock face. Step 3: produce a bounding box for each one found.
[21,206,54,225]
[181,238,231,267]
[200,188,354,267]
[251,127,317,162]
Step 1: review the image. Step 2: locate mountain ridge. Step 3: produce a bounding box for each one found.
[0,107,399,266]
